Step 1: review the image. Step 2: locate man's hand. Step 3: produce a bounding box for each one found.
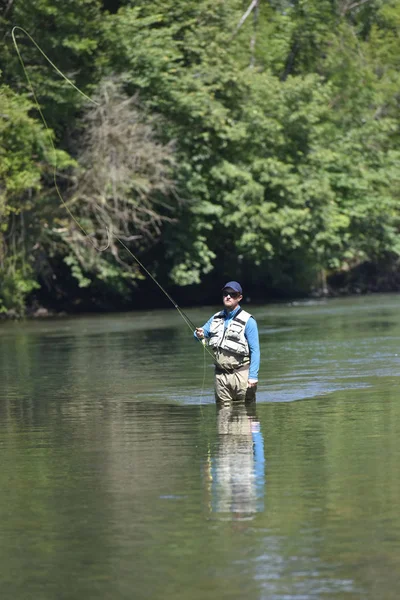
[247,378,258,388]
[195,327,205,340]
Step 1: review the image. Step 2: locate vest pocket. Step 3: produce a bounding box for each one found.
[226,321,243,341]
[226,330,240,341]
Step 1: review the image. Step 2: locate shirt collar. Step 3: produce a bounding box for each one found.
[224,305,241,318]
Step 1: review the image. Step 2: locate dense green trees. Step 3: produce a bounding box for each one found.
[1,0,400,313]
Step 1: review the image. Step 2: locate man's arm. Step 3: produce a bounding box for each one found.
[245,317,260,382]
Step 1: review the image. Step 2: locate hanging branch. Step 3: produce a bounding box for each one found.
[3,0,15,19]
[234,0,259,35]
[66,79,177,269]
[232,0,260,68]
[339,0,371,17]
[250,0,260,68]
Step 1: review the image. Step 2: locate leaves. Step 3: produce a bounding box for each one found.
[3,0,400,310]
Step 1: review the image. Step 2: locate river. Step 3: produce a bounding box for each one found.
[1,294,400,599]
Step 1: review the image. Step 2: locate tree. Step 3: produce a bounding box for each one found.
[0,0,103,136]
[57,78,177,294]
[0,81,72,312]
[2,0,400,311]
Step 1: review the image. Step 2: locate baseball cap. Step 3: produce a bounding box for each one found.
[222,281,243,294]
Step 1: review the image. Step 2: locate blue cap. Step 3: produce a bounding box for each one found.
[222,281,242,294]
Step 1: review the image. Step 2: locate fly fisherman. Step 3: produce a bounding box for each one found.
[195,281,260,404]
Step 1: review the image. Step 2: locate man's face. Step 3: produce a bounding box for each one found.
[222,289,242,311]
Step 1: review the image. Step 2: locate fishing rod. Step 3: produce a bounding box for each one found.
[11,26,217,361]
[117,237,200,335]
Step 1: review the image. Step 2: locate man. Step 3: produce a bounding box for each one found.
[195,281,260,404]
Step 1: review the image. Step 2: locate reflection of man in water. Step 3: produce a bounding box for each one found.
[195,281,260,405]
[204,404,265,516]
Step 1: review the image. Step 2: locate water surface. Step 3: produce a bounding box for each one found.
[1,294,400,599]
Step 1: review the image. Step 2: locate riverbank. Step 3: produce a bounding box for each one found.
[2,257,400,321]
[0,307,68,320]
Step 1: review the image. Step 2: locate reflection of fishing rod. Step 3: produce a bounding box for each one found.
[11,27,217,362]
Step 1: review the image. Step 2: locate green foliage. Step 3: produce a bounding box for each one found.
[101,0,400,292]
[0,257,40,314]
[0,0,103,135]
[0,82,51,313]
[63,255,91,288]
[0,85,45,202]
[3,0,400,311]
[0,70,77,309]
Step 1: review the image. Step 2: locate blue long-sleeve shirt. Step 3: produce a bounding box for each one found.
[195,305,260,380]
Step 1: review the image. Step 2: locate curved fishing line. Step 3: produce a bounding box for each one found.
[11,26,110,252]
[11,26,195,331]
[11,26,221,373]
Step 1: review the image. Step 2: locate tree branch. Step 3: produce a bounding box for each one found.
[340,0,371,16]
[234,0,259,34]
[3,0,15,19]
[250,0,259,68]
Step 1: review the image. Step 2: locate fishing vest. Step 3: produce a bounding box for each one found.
[208,309,252,357]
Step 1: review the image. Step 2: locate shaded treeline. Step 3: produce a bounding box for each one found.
[1,0,400,313]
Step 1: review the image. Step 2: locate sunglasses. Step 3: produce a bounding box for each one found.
[222,291,240,299]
